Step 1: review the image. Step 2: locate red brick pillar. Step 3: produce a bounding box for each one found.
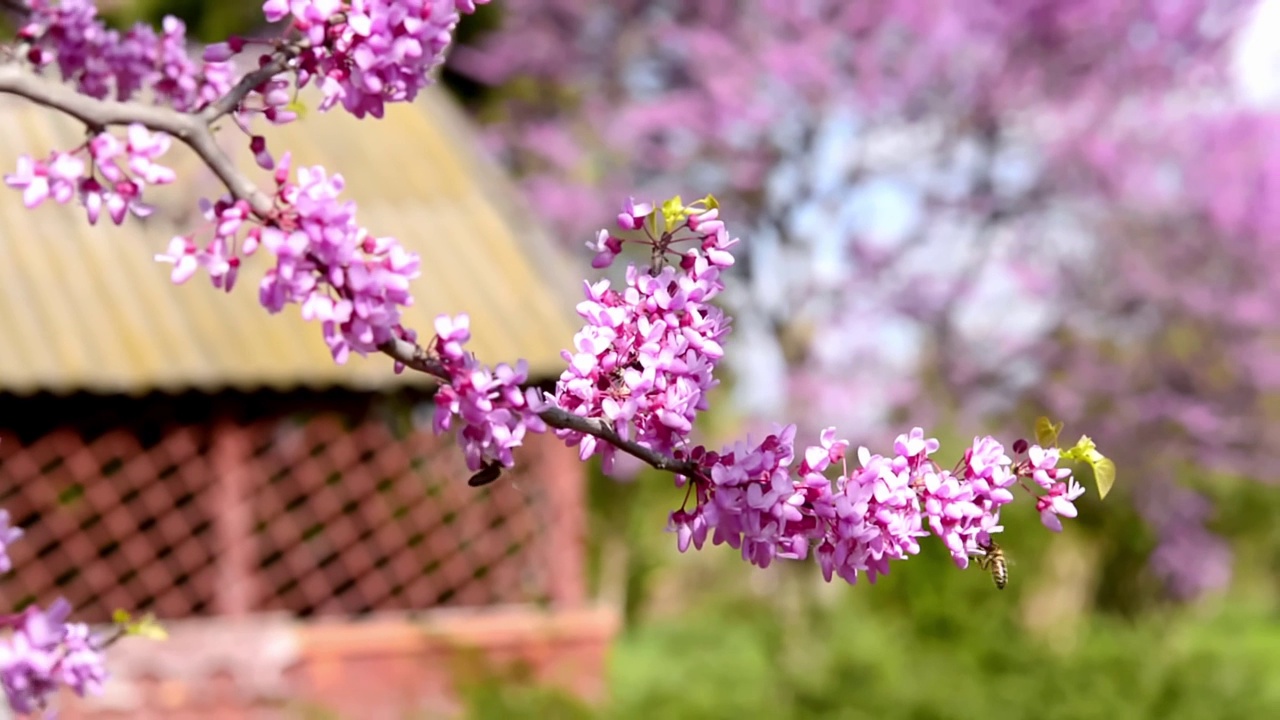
[210,419,255,616]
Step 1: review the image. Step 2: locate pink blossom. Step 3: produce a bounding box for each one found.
[269,0,471,119]
[1026,445,1072,489]
[0,511,107,716]
[664,424,1084,586]
[547,203,737,474]
[19,1,232,110]
[4,124,175,226]
[429,314,547,472]
[0,511,21,575]
[6,0,486,362]
[1037,479,1086,532]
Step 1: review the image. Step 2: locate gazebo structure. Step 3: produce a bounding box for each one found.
[0,84,616,718]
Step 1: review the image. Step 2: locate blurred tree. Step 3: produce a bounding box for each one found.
[97,0,262,40]
[447,0,1279,604]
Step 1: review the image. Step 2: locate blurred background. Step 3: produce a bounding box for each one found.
[4,0,1280,717]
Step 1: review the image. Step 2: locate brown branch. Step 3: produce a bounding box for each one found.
[199,51,296,124]
[0,62,276,215]
[183,126,274,215]
[0,64,201,132]
[377,338,701,476]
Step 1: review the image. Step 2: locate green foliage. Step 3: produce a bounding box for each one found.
[461,575,1280,720]
[608,590,1280,719]
[458,678,594,720]
[100,0,265,40]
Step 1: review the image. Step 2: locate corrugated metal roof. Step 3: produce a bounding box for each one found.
[0,85,585,396]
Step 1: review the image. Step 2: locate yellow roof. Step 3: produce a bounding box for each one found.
[0,86,585,396]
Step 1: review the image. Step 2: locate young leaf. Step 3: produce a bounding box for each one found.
[1035,416,1063,447]
[1060,435,1096,462]
[285,98,309,119]
[1060,435,1116,500]
[119,609,170,638]
[123,612,169,641]
[1091,456,1116,500]
[660,195,686,231]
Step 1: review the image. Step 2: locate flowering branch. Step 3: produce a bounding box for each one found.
[0,0,1114,715]
[0,0,1112,568]
[0,63,275,213]
[0,61,703,480]
[0,0,1108,568]
[377,336,701,477]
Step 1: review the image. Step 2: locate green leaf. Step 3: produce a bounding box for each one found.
[1092,457,1116,500]
[120,612,169,641]
[1060,435,1116,500]
[702,194,720,210]
[660,195,686,231]
[1059,435,1095,462]
[1034,417,1063,447]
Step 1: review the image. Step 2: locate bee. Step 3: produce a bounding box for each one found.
[972,538,1009,590]
[467,460,504,487]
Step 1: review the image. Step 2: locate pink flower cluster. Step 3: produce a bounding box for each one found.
[0,492,106,716]
[18,1,233,110]
[549,200,736,473]
[0,511,21,575]
[219,0,488,119]
[0,600,108,715]
[7,0,490,360]
[430,315,547,472]
[5,1,231,226]
[157,152,422,364]
[4,123,175,225]
[420,198,747,484]
[669,427,1085,585]
[155,196,252,292]
[1022,442,1087,532]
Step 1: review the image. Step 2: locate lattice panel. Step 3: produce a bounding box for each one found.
[248,415,551,616]
[0,396,571,623]
[0,427,218,623]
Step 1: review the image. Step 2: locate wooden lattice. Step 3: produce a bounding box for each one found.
[248,415,549,616]
[0,398,582,624]
[0,425,218,623]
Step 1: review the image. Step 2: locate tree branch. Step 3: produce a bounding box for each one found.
[199,51,296,124]
[0,62,275,215]
[376,338,702,476]
[0,64,200,133]
[184,127,274,215]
